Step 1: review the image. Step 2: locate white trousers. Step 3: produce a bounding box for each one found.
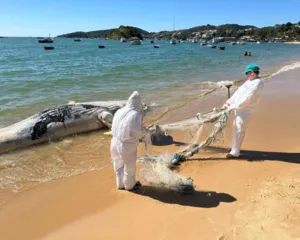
[110,137,138,190]
[229,112,249,157]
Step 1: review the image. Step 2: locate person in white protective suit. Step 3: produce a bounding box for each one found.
[222,64,264,158]
[110,91,149,191]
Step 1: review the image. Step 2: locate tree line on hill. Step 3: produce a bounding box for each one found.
[57,21,300,42]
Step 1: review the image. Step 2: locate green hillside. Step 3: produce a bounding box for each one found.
[57,21,300,42]
[57,26,148,39]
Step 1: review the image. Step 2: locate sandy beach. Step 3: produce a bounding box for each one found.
[284,41,300,44]
[1,68,300,240]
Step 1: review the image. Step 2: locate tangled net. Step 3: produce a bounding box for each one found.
[138,154,194,194]
[138,108,232,195]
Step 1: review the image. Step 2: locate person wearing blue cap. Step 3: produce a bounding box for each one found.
[222,64,264,158]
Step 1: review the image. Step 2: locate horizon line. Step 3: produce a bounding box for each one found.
[1,21,299,38]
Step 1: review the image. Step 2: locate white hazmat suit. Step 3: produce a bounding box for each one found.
[224,78,264,157]
[110,91,145,190]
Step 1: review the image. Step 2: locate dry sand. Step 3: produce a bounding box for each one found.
[284,41,300,44]
[1,69,300,240]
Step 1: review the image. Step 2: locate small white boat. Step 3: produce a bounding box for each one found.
[38,37,54,43]
[120,37,127,43]
[130,37,141,45]
[170,38,176,44]
[207,44,216,48]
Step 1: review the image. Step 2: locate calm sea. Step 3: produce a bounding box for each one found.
[1,37,300,127]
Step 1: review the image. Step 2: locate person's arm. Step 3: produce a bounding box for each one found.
[129,113,151,143]
[223,86,242,109]
[235,81,263,110]
[129,112,143,140]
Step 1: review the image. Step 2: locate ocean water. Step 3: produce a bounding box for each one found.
[1,37,300,127]
[1,37,300,200]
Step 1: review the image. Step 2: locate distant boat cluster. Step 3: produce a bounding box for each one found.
[35,35,277,52]
[120,37,160,48]
[37,36,55,50]
[37,36,106,50]
[37,36,162,50]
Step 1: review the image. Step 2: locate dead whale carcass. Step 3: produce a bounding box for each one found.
[0,101,130,154]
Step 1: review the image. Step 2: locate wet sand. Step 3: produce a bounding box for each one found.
[1,69,300,240]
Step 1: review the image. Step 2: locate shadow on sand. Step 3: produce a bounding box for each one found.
[151,137,300,164]
[191,146,300,164]
[134,186,237,208]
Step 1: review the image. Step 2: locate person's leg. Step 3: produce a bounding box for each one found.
[229,114,248,157]
[110,138,125,189]
[122,143,139,190]
[123,159,137,190]
[114,164,125,189]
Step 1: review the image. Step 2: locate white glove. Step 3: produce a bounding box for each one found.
[143,132,152,144]
[142,130,152,152]
[136,127,150,142]
[222,102,236,110]
[196,112,202,120]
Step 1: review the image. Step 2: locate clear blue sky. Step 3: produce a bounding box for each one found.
[1,0,300,37]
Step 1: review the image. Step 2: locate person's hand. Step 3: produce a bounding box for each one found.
[222,102,236,110]
[222,102,231,109]
[142,131,152,151]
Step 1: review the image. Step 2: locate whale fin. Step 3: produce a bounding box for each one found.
[98,111,113,129]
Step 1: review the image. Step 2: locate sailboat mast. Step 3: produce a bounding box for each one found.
[173,16,175,31]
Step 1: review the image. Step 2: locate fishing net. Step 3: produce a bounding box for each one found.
[138,108,232,194]
[173,108,231,162]
[138,154,194,195]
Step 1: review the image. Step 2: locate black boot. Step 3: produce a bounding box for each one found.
[129,181,142,192]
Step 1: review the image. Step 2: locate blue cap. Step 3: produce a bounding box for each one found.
[243,64,260,74]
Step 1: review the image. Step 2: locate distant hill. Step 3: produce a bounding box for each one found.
[217,24,256,35]
[106,25,148,40]
[57,26,149,39]
[57,29,115,38]
[57,21,300,41]
[152,22,300,41]
[148,24,257,40]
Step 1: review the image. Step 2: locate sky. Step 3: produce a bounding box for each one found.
[1,0,300,37]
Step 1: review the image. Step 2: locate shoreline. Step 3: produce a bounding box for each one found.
[284,41,300,44]
[1,58,300,130]
[1,62,300,194]
[1,64,300,239]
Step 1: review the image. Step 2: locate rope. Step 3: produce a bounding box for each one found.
[171,109,231,165]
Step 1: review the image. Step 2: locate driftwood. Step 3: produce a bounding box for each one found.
[0,101,128,154]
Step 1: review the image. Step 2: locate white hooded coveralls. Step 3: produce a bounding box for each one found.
[110,91,144,190]
[225,78,264,157]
